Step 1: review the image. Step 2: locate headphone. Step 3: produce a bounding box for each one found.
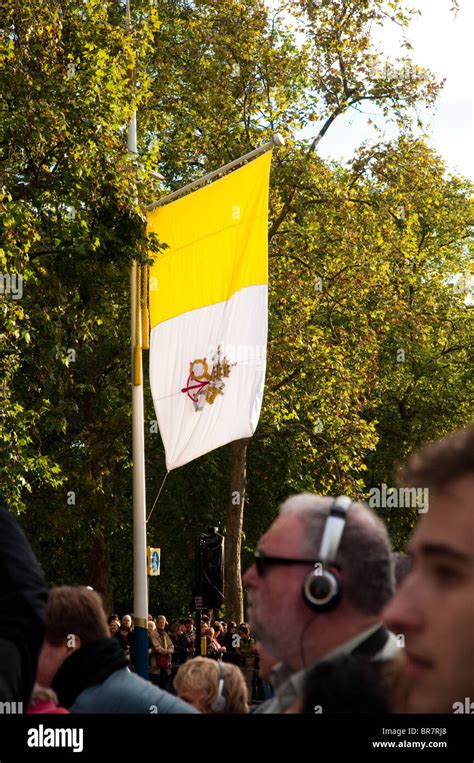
[303,495,352,612]
[210,661,226,713]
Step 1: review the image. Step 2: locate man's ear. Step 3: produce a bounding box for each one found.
[65,633,82,651]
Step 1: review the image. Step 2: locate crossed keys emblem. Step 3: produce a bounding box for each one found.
[181,346,235,412]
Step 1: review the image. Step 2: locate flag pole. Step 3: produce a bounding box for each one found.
[127,0,149,680]
[146,133,284,211]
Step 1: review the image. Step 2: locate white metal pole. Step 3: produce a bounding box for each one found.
[127,0,149,679]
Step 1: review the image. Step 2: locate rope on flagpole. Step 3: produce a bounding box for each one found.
[146,470,170,524]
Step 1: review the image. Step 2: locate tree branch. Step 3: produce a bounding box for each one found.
[270,368,300,392]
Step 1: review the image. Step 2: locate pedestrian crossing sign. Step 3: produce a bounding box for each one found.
[147,547,161,576]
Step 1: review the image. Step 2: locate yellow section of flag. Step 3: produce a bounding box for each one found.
[147,151,271,328]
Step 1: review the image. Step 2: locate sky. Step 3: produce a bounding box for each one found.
[268,0,474,181]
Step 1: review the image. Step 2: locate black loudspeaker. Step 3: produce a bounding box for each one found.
[303,495,352,612]
[200,527,225,610]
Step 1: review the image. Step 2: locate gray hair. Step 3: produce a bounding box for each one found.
[279,494,394,615]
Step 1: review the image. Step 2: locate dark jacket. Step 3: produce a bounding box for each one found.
[52,637,198,714]
[115,626,135,667]
[174,631,195,663]
[253,624,398,714]
[0,495,48,706]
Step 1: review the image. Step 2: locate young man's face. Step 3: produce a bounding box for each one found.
[383,474,474,712]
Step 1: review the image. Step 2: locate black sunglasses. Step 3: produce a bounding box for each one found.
[254,549,316,576]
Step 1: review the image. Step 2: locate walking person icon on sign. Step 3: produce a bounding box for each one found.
[147,547,161,576]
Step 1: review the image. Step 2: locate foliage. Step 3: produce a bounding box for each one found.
[1,0,472,613]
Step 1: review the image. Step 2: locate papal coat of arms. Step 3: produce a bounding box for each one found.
[181,346,235,411]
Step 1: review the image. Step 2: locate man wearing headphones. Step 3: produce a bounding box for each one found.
[244,493,397,713]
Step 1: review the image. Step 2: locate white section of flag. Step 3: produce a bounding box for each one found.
[149,285,267,470]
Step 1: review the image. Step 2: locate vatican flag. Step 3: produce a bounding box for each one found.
[147,151,271,470]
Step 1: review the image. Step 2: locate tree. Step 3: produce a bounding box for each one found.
[138,0,445,618]
[1,0,471,620]
[0,0,161,608]
[250,134,472,563]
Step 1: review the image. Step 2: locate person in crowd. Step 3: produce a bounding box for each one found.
[222,621,239,665]
[174,618,196,664]
[254,641,275,703]
[27,684,70,714]
[168,620,183,643]
[0,494,48,709]
[116,614,135,667]
[206,626,226,661]
[217,621,227,643]
[174,657,248,714]
[149,615,174,692]
[35,586,198,713]
[383,425,474,713]
[244,493,397,713]
[235,624,257,700]
[108,617,121,637]
[146,619,156,681]
[168,620,184,686]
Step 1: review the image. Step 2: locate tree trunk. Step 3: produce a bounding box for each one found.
[87,532,113,615]
[225,437,250,623]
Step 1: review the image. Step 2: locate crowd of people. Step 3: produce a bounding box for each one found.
[1,423,473,716]
[106,611,262,704]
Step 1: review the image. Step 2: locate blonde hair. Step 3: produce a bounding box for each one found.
[174,658,248,714]
[29,683,59,708]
